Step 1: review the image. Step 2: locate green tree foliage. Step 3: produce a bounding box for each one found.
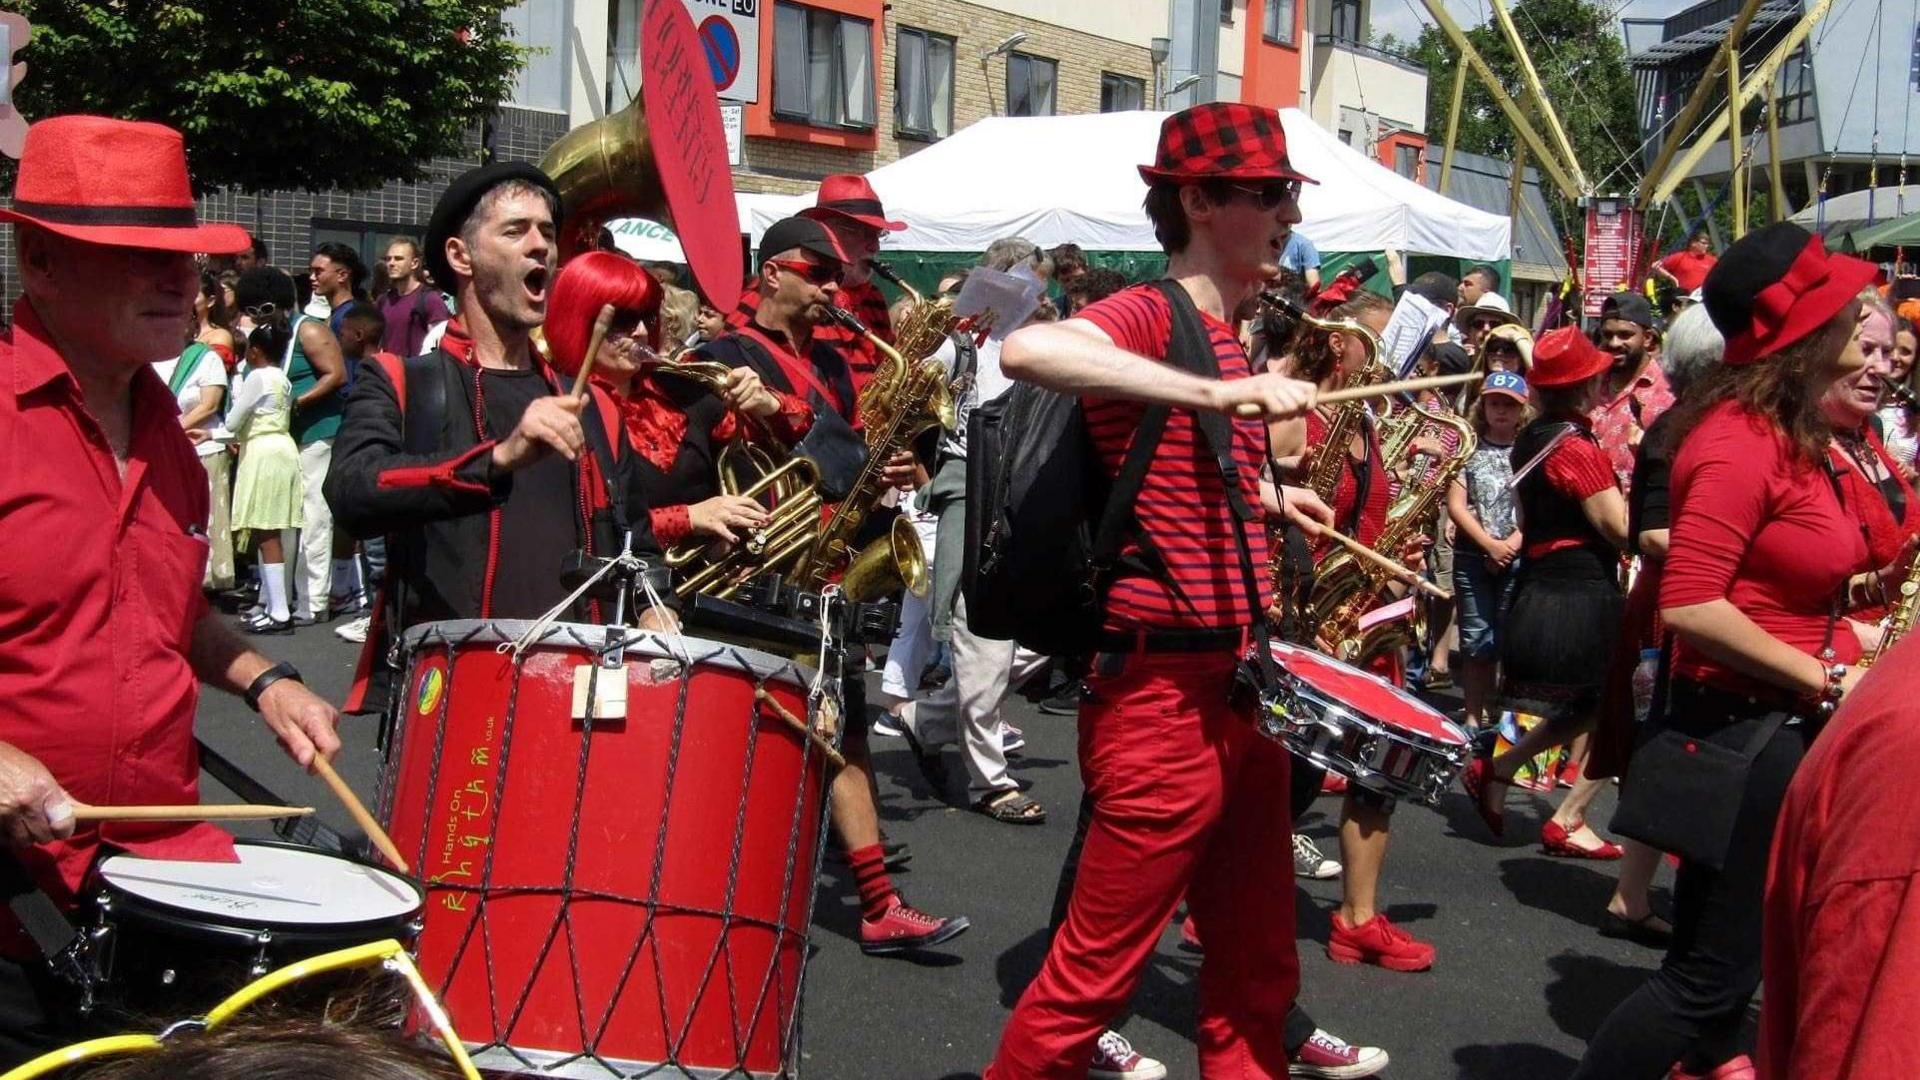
[1387,0,1642,234]
[9,1,528,193]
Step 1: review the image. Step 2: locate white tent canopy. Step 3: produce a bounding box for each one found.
[740,109,1510,262]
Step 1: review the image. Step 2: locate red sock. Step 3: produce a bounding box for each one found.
[847,844,896,920]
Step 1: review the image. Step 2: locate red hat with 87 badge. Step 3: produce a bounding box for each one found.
[1138,103,1318,186]
[0,115,250,254]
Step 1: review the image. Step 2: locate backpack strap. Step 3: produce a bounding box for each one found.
[169,342,213,397]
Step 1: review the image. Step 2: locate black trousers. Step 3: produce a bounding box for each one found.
[1570,704,1813,1078]
[1047,775,1320,1055]
[0,953,90,1071]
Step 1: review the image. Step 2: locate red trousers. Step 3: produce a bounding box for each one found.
[985,650,1300,1079]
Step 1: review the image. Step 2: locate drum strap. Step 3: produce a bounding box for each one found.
[0,857,79,971]
[1157,282,1283,688]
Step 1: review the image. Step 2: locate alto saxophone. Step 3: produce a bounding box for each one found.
[869,260,959,364]
[1862,557,1920,667]
[1309,407,1476,663]
[794,306,955,600]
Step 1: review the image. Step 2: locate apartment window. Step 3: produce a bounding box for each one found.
[1394,143,1420,179]
[1007,53,1057,117]
[1264,0,1296,45]
[1220,0,1235,24]
[606,0,639,112]
[896,27,955,139]
[1100,73,1146,112]
[1329,0,1362,44]
[773,2,876,129]
[503,0,570,113]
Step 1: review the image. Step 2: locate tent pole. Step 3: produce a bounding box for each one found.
[1487,0,1588,193]
[1415,0,1582,201]
[1440,61,1468,196]
[1637,0,1768,212]
[1651,0,1835,207]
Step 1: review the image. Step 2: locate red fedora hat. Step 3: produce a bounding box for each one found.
[804,173,906,233]
[1529,325,1612,388]
[0,115,250,254]
[1138,103,1317,185]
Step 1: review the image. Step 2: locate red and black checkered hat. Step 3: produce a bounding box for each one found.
[1138,103,1317,186]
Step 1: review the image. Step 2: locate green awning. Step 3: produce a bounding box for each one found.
[1837,211,1920,253]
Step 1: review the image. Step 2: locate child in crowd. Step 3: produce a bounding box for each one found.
[1446,371,1530,729]
[227,321,305,634]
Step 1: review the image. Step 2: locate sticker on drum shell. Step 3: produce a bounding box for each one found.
[415,661,447,716]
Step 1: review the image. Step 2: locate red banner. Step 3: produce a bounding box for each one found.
[1582,199,1644,319]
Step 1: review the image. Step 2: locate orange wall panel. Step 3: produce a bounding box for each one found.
[1241,0,1303,109]
[744,0,886,151]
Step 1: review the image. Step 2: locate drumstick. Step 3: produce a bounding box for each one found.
[1233,373,1480,418]
[754,689,847,769]
[311,756,411,874]
[1320,528,1455,601]
[73,803,313,822]
[569,304,617,399]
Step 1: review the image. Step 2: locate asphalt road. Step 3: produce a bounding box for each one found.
[195,619,1684,1079]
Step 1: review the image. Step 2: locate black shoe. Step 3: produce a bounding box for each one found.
[881,836,913,869]
[1038,681,1084,716]
[242,612,294,635]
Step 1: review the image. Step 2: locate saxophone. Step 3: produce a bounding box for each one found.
[1862,557,1920,666]
[794,306,955,600]
[868,260,959,363]
[1309,408,1477,663]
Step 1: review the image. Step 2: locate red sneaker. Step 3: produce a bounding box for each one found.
[1667,1055,1755,1080]
[1290,1027,1390,1078]
[1320,772,1349,795]
[859,895,971,955]
[1327,912,1435,972]
[1558,758,1583,789]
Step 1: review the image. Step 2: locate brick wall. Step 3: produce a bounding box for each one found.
[733,0,1153,194]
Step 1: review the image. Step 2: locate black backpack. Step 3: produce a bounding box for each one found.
[964,280,1257,656]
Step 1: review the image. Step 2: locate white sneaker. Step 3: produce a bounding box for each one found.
[1000,723,1025,753]
[334,615,372,644]
[1289,1028,1388,1078]
[1090,1030,1167,1080]
[1293,833,1342,880]
[872,709,906,738]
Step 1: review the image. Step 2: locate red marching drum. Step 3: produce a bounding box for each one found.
[380,620,842,1078]
[1259,641,1471,805]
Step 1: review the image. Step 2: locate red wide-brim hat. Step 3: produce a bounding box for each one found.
[1704,223,1881,366]
[1138,103,1318,185]
[806,173,907,232]
[1529,325,1613,388]
[0,115,250,254]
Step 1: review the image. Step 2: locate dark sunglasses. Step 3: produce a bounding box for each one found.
[770,258,844,286]
[1228,180,1303,210]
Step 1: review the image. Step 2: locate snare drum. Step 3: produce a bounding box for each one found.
[1260,641,1471,805]
[81,840,423,1023]
[382,620,840,1079]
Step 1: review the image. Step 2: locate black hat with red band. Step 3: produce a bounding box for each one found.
[1138,103,1318,186]
[1703,221,1878,366]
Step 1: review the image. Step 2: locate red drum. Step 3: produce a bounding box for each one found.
[1259,641,1471,805]
[381,620,840,1078]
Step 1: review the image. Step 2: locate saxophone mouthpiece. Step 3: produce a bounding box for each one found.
[826,305,871,337]
[869,260,905,288]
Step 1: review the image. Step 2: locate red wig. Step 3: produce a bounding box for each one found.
[544,251,663,377]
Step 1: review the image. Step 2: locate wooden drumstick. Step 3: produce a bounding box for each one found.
[73,803,314,822]
[311,756,411,874]
[1320,528,1454,602]
[754,689,847,769]
[1233,372,1480,418]
[569,304,617,399]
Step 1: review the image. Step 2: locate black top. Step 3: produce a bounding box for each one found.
[1512,416,1615,566]
[630,376,729,513]
[480,368,579,619]
[1628,409,1679,551]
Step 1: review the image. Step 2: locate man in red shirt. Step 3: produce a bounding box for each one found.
[1761,632,1920,1079]
[1655,230,1719,294]
[0,116,340,1065]
[1590,291,1676,491]
[983,102,1326,1079]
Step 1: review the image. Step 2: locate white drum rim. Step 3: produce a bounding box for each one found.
[398,620,817,690]
[1269,640,1468,747]
[97,840,422,929]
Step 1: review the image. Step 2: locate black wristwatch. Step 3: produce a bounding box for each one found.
[244,661,304,712]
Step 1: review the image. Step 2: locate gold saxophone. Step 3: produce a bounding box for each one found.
[868,260,959,363]
[655,357,825,600]
[1309,407,1476,663]
[1863,554,1920,667]
[793,306,955,601]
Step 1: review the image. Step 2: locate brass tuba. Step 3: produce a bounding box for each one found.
[540,90,670,261]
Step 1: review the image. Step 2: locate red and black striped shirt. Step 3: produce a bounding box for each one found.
[1077,284,1272,630]
[727,279,892,391]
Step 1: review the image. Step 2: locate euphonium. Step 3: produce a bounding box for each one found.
[1309,407,1476,663]
[795,306,954,600]
[868,260,959,363]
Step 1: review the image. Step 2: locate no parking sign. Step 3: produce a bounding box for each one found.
[683,0,760,104]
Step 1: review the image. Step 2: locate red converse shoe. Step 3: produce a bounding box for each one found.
[1327,912,1435,972]
[1090,1029,1167,1080]
[1667,1054,1755,1080]
[1290,1027,1390,1078]
[859,894,971,955]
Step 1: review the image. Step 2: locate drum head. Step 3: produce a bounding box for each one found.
[1270,642,1467,746]
[98,842,420,930]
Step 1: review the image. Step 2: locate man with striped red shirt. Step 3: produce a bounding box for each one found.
[983,103,1332,1080]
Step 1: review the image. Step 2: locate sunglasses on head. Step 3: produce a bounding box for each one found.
[1227,180,1303,211]
[770,258,844,286]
